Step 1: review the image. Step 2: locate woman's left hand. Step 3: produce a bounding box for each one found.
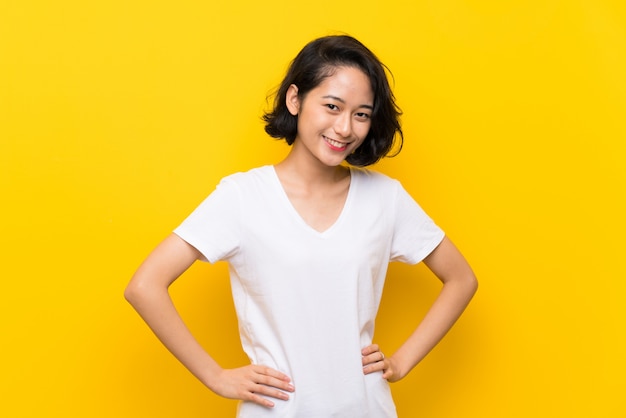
[361,344,399,381]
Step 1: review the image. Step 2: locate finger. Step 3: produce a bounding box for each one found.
[253,369,295,392]
[362,353,376,366]
[254,365,292,382]
[248,392,278,408]
[361,344,379,356]
[363,357,386,373]
[255,375,296,393]
[251,383,292,401]
[363,361,385,375]
[362,352,385,366]
[240,379,292,407]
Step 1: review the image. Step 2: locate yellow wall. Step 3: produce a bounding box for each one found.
[2,1,624,417]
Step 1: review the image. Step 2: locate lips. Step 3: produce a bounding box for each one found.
[323,135,348,151]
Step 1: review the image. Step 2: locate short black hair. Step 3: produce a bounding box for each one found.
[263,35,403,167]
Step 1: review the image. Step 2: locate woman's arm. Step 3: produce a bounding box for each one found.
[362,236,478,381]
[124,233,294,407]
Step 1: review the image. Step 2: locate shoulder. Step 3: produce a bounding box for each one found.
[185,166,276,222]
[221,165,273,182]
[350,166,402,191]
[218,165,275,189]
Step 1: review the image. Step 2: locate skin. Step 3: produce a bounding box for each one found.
[275,66,374,232]
[125,65,478,408]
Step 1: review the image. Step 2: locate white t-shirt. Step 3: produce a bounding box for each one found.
[174,165,445,418]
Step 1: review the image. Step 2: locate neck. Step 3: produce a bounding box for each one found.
[275,149,349,187]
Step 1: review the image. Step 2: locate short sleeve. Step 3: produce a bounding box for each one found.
[173,178,242,263]
[390,182,445,264]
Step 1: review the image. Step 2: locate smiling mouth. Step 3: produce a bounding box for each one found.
[323,135,348,151]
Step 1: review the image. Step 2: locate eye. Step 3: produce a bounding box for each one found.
[355,112,371,120]
[325,104,339,111]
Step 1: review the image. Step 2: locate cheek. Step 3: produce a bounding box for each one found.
[356,122,371,140]
[352,133,369,150]
[300,110,327,131]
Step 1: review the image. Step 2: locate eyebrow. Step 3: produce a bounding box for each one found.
[322,95,374,110]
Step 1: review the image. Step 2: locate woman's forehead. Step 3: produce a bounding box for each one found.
[311,67,374,103]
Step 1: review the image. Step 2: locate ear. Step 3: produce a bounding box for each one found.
[285,84,300,116]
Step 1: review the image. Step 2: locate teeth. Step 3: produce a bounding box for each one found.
[325,136,346,148]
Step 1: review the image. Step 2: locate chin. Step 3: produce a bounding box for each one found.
[325,159,349,168]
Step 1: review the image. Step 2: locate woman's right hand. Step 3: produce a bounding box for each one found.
[210,365,295,408]
[126,235,294,408]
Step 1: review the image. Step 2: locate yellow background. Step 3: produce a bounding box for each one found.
[2,1,625,417]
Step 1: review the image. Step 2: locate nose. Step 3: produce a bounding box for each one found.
[333,112,352,138]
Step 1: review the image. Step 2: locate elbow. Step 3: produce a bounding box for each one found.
[124,273,169,309]
[124,281,139,305]
[448,269,478,299]
[466,272,479,297]
[124,278,148,307]
[442,271,478,301]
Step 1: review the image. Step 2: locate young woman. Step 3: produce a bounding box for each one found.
[125,35,478,417]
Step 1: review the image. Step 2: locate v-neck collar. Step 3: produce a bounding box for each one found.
[268,165,356,237]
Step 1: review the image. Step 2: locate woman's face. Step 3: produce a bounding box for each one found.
[286,66,374,168]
